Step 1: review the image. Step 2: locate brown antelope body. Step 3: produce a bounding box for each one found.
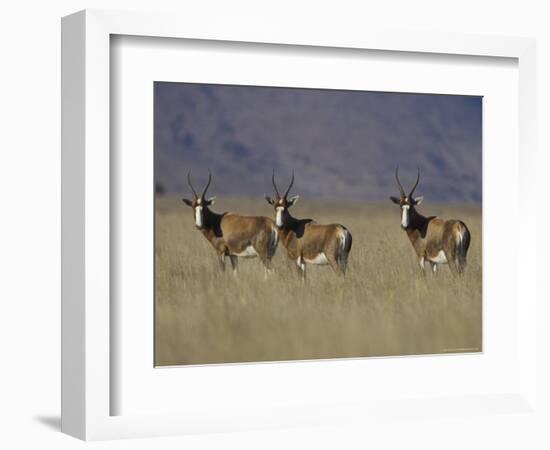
[182,171,278,276]
[265,171,352,279]
[390,168,471,274]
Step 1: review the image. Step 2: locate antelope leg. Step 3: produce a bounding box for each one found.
[218,253,226,272]
[418,256,426,276]
[229,255,238,275]
[326,252,345,277]
[296,256,306,281]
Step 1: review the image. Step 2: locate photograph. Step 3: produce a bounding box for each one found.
[154,82,482,366]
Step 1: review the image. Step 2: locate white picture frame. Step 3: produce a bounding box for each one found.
[61,9,537,441]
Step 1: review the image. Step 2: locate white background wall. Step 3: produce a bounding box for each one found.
[0,1,548,448]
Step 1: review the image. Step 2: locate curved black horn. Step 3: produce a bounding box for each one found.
[187,170,198,198]
[272,169,281,198]
[409,167,420,198]
[284,170,295,199]
[395,167,406,197]
[201,168,212,198]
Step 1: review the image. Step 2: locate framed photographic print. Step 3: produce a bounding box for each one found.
[61,9,538,441]
[153,82,483,367]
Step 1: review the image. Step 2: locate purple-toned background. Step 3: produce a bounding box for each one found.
[154,82,482,203]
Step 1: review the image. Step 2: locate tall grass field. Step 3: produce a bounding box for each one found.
[155,196,482,366]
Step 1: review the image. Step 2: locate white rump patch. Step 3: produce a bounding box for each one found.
[304,253,329,265]
[233,245,258,258]
[275,206,284,227]
[401,205,410,228]
[194,206,203,227]
[339,230,347,250]
[429,250,448,264]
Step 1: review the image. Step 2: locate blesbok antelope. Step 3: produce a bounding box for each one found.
[182,170,278,277]
[390,168,471,275]
[265,170,352,280]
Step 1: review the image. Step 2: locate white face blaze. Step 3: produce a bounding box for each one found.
[275,206,284,227]
[194,205,203,227]
[401,204,410,228]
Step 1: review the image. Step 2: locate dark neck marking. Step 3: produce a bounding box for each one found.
[405,207,436,239]
[201,207,226,238]
[280,211,313,239]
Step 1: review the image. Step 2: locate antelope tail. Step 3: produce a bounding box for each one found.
[336,226,352,273]
[267,225,279,259]
[455,222,471,271]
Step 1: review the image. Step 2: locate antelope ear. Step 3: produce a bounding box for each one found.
[414,196,423,205]
[206,196,216,205]
[288,195,300,206]
[390,196,400,204]
[264,195,275,205]
[182,198,193,207]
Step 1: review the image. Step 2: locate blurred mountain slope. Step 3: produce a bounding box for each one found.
[155,83,482,203]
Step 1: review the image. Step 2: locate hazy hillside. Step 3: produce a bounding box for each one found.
[154,83,482,203]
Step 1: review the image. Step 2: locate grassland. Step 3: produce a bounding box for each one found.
[155,196,482,366]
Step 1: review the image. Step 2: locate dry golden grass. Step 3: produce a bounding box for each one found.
[155,196,482,366]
